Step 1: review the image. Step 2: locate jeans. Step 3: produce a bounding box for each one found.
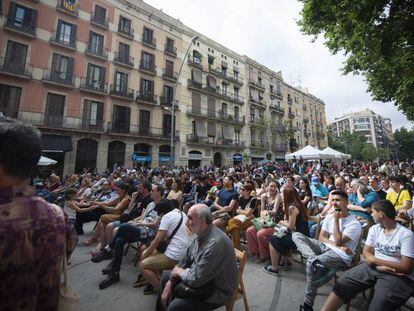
[109,223,152,272]
[156,271,222,311]
[292,232,348,306]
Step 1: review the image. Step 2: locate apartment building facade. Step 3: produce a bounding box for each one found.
[330,109,393,149]
[0,0,328,172]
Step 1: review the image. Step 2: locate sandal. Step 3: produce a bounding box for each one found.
[83,236,98,246]
[133,274,147,288]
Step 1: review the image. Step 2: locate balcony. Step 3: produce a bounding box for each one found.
[287,97,293,105]
[136,91,157,105]
[208,66,243,86]
[118,25,134,40]
[289,139,299,149]
[162,69,178,82]
[187,79,203,90]
[269,105,285,115]
[56,0,79,17]
[288,111,295,118]
[79,78,107,95]
[110,85,135,100]
[303,118,309,124]
[90,12,109,29]
[186,107,245,126]
[271,123,285,133]
[187,57,203,70]
[251,141,267,149]
[272,143,288,152]
[107,122,179,140]
[159,96,179,109]
[142,36,156,49]
[249,98,266,108]
[4,15,36,38]
[114,52,134,69]
[42,69,75,88]
[249,80,265,92]
[186,134,246,148]
[18,111,105,133]
[0,58,32,79]
[270,90,283,100]
[139,62,156,75]
[49,30,77,51]
[164,44,177,57]
[85,43,108,60]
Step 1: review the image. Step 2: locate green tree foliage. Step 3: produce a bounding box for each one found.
[298,0,414,120]
[394,126,414,159]
[329,131,378,160]
[361,144,379,161]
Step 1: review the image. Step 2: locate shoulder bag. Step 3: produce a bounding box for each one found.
[157,211,184,253]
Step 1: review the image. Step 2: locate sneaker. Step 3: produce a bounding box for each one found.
[299,303,314,311]
[99,272,120,290]
[133,274,147,288]
[143,284,156,295]
[102,261,114,275]
[91,249,113,263]
[263,265,279,276]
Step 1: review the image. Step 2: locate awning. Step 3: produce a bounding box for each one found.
[195,120,206,137]
[221,61,228,68]
[42,134,73,152]
[192,69,203,84]
[250,89,259,101]
[233,66,239,72]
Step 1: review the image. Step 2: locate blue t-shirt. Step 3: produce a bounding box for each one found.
[310,184,329,198]
[218,188,238,207]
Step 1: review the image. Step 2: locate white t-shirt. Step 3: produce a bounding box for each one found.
[366,223,414,281]
[63,201,76,221]
[159,209,189,261]
[322,213,362,266]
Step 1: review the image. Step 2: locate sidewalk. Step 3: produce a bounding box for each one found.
[68,223,413,310]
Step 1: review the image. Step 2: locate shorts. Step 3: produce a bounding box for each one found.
[140,253,177,271]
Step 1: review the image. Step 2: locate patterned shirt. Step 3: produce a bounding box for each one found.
[0,185,77,311]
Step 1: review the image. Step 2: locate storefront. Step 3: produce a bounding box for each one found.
[188,151,202,168]
[41,134,73,177]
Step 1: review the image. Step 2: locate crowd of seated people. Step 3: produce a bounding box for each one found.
[32,157,414,310]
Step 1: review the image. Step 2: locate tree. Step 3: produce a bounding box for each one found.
[329,131,367,160]
[361,144,378,161]
[394,126,414,159]
[298,0,414,120]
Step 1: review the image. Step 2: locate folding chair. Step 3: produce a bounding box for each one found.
[226,249,249,311]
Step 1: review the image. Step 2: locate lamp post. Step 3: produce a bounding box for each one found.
[169,34,199,168]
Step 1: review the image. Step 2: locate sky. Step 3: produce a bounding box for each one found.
[143,0,412,131]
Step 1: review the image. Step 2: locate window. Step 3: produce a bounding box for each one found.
[233,70,238,80]
[234,106,239,119]
[7,2,37,34]
[93,5,106,25]
[142,27,154,44]
[57,20,76,45]
[234,87,239,100]
[163,85,173,104]
[221,103,228,117]
[165,37,175,53]
[4,40,28,73]
[140,78,154,98]
[115,71,128,92]
[113,105,130,133]
[119,16,132,35]
[141,51,154,70]
[83,100,103,128]
[235,130,240,143]
[88,31,104,53]
[221,82,227,95]
[221,66,227,75]
[208,55,214,65]
[51,53,74,81]
[139,110,150,134]
[118,42,130,61]
[163,114,172,137]
[165,60,174,75]
[86,63,105,89]
[0,84,21,118]
[45,93,65,126]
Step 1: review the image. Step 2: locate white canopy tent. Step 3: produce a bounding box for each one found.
[38,156,57,166]
[321,147,351,159]
[285,145,329,160]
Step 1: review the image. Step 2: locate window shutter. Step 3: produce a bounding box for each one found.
[8,2,17,21]
[97,102,104,123]
[67,57,74,81]
[99,66,106,88]
[83,100,91,127]
[70,24,77,45]
[29,9,37,29]
[125,107,131,126]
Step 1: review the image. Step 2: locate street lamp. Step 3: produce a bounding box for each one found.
[169,34,199,167]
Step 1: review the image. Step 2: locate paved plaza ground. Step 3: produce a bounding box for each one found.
[68,223,414,311]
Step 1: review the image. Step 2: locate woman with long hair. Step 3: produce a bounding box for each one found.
[298,178,312,208]
[166,179,183,207]
[264,186,309,275]
[246,180,284,262]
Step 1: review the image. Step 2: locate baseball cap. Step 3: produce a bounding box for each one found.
[311,177,319,185]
